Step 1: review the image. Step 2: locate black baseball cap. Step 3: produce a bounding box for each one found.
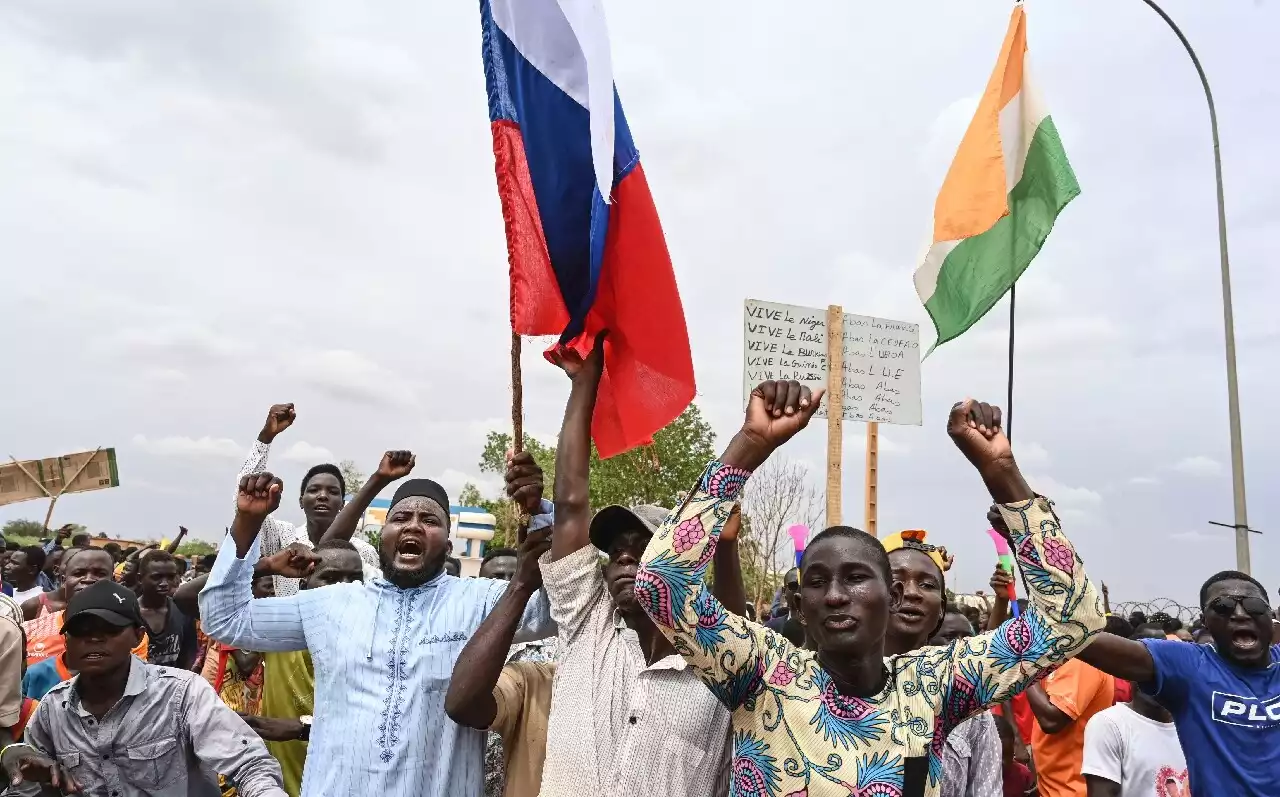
[61,580,143,632]
[588,504,671,552]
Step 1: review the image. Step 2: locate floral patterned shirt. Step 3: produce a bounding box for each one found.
[636,460,1105,797]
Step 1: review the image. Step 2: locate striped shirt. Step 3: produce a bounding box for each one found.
[236,440,381,596]
[537,545,732,797]
[24,657,285,797]
[199,533,557,797]
[940,712,1002,797]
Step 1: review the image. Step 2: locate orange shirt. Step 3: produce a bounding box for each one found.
[1031,658,1115,797]
[23,610,148,666]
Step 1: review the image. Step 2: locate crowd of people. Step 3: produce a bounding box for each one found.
[0,353,1276,796]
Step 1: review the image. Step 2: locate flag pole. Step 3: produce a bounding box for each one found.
[511,329,528,541]
[825,306,844,528]
[1138,0,1250,573]
[1007,285,1016,443]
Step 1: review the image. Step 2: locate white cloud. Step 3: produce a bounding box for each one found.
[1170,456,1223,478]
[1017,442,1051,469]
[1025,474,1103,513]
[280,441,335,464]
[131,434,242,459]
[1172,529,1228,544]
[291,350,419,409]
[435,468,503,504]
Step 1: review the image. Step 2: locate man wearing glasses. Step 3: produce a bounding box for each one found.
[1080,569,1279,796]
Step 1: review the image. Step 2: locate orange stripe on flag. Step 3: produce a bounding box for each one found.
[932,5,1028,244]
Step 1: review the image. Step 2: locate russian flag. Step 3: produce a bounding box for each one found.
[479,0,695,459]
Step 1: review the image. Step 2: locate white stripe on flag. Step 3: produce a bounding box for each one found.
[556,0,616,204]
[491,0,589,107]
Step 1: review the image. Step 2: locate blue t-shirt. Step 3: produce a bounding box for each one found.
[22,656,69,701]
[1140,638,1280,796]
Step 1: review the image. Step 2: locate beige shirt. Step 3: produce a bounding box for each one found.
[0,615,22,727]
[537,546,731,797]
[490,661,555,797]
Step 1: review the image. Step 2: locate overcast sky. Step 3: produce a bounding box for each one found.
[1,0,1275,607]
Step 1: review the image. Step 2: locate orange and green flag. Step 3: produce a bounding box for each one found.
[915,3,1080,354]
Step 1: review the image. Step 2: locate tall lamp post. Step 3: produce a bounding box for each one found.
[1140,0,1252,572]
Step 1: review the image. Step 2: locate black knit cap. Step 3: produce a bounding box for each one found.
[389,479,451,517]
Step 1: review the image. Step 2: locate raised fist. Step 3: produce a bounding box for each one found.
[237,473,283,521]
[259,404,296,444]
[512,528,553,591]
[990,564,1014,595]
[947,399,1013,476]
[505,451,544,515]
[548,330,607,382]
[743,380,823,449]
[376,450,416,482]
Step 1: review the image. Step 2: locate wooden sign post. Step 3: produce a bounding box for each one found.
[825,305,844,527]
[865,422,878,537]
[743,299,921,539]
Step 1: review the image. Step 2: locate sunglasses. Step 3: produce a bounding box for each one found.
[1206,595,1272,618]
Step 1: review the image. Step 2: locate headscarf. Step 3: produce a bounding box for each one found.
[882,529,948,577]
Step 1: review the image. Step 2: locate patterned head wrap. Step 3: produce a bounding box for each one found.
[881,529,948,576]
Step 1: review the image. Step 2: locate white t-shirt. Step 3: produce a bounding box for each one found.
[11,585,45,606]
[1082,703,1190,797]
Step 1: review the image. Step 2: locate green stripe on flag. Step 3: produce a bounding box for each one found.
[925,117,1080,353]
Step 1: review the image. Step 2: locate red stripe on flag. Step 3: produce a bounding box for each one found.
[548,163,695,458]
[491,120,569,336]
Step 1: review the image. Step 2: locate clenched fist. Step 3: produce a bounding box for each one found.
[258,404,296,444]
[722,380,825,471]
[237,473,283,521]
[505,451,545,515]
[376,450,416,482]
[948,399,1031,504]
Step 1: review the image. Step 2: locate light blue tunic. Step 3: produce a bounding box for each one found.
[199,530,555,797]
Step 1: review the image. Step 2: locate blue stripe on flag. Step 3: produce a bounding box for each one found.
[484,8,640,341]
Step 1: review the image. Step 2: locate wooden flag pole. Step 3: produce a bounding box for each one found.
[510,329,529,541]
[865,423,878,537]
[511,330,524,457]
[825,306,844,527]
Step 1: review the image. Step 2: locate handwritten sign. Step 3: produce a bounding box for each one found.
[742,299,922,426]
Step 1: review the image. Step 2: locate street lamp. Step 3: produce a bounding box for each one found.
[1139,0,1252,572]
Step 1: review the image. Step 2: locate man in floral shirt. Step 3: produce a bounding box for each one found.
[637,381,1105,797]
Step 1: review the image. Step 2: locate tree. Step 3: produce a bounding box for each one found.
[739,458,824,613]
[480,404,716,508]
[339,460,366,495]
[2,519,46,540]
[474,404,719,549]
[176,539,218,557]
[457,482,523,549]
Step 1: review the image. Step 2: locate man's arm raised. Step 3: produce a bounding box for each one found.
[320,451,415,546]
[446,528,553,729]
[199,473,319,652]
[929,399,1108,730]
[547,335,604,563]
[635,380,823,709]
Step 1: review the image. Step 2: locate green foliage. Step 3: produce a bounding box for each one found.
[458,482,522,549]
[339,460,366,495]
[475,404,718,549]
[1,519,88,546]
[176,540,218,557]
[2,519,47,540]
